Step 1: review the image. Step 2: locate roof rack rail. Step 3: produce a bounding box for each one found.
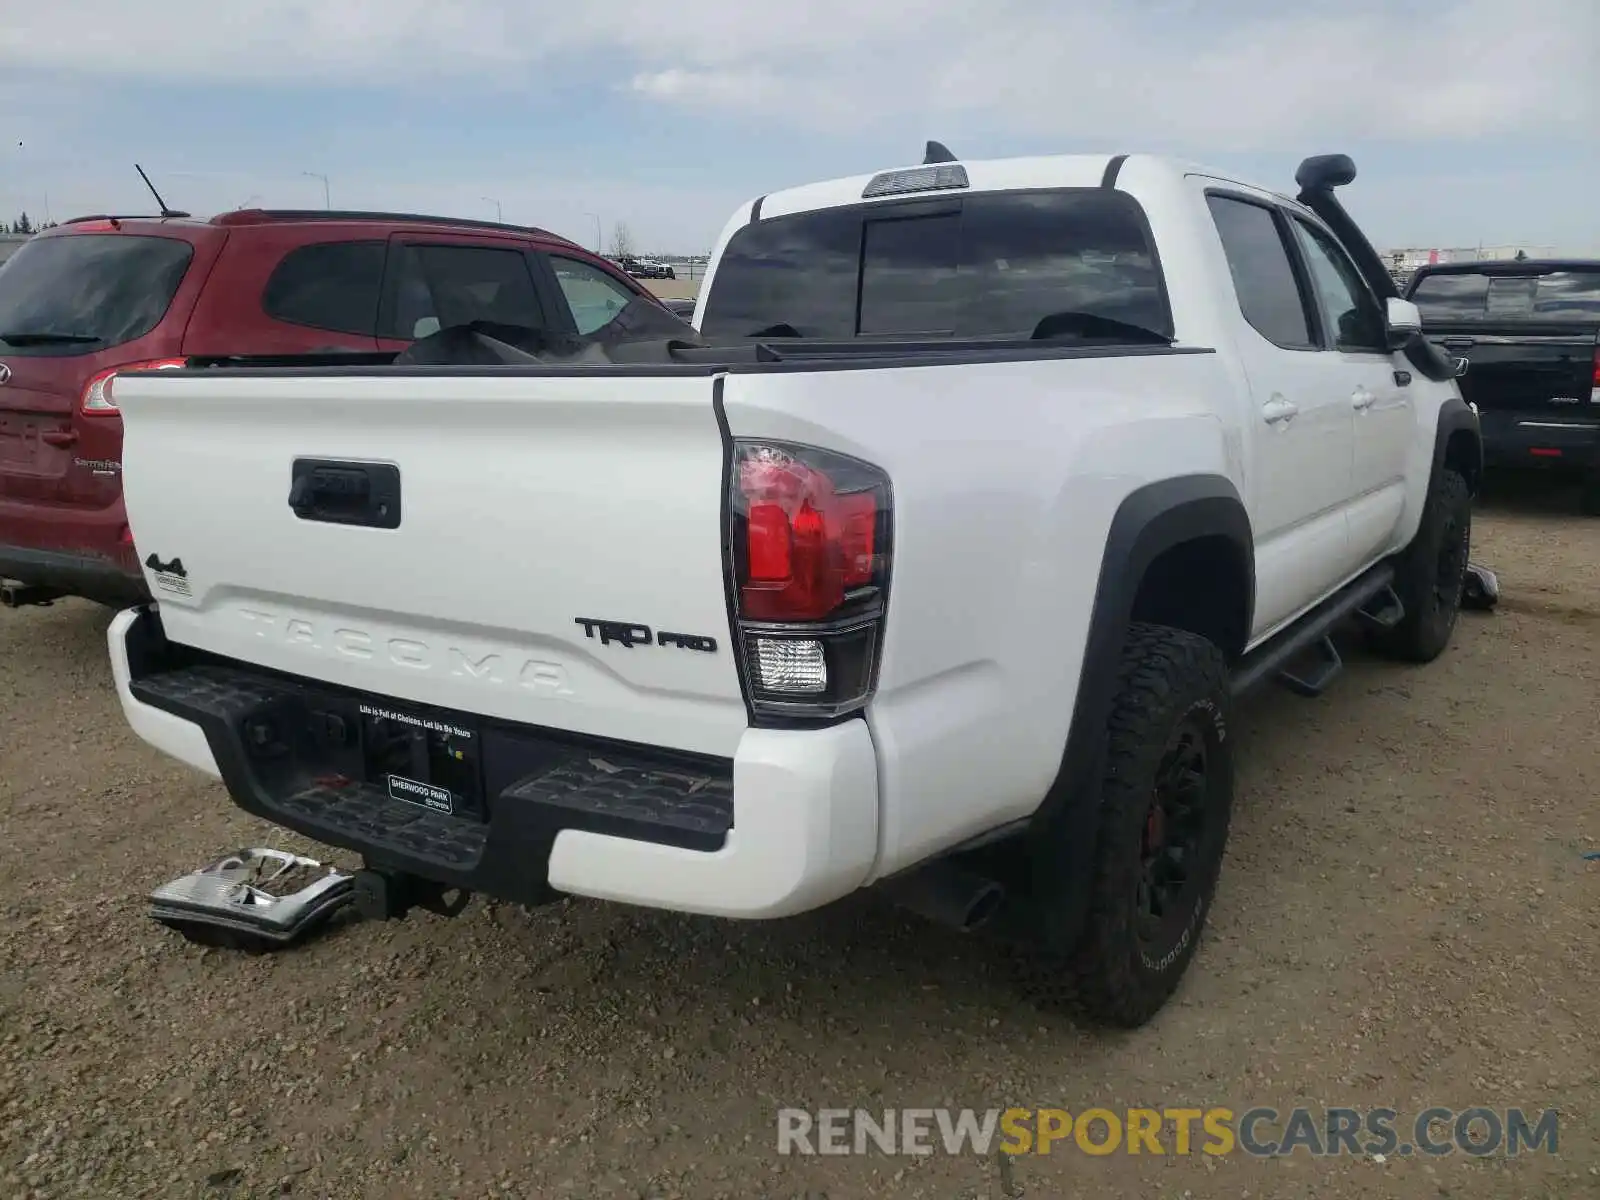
[61,213,187,226]
[211,208,577,245]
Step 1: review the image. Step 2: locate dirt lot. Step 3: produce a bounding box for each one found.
[643,277,700,302]
[1,478,1596,1200]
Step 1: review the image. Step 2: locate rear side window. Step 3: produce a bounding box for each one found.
[1205,196,1317,350]
[1411,269,1600,321]
[383,244,545,340]
[699,189,1170,340]
[0,234,193,355]
[261,241,385,336]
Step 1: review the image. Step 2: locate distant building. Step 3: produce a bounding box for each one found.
[1380,244,1560,270]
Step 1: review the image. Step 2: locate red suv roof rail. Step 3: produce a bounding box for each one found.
[60,213,194,226]
[211,208,579,247]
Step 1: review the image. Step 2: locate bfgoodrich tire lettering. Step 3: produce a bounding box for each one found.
[1036,622,1234,1028]
[1371,467,1471,663]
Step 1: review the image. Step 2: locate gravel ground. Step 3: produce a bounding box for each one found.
[642,278,700,302]
[1,477,1596,1199]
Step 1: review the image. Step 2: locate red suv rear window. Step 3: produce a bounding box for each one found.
[0,234,194,356]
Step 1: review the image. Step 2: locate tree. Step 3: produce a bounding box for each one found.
[12,212,33,236]
[609,221,635,259]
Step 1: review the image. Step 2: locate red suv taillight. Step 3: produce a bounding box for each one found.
[1591,340,1599,398]
[729,440,892,720]
[80,358,188,416]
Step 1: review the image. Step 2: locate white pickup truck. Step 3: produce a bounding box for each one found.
[107,148,1481,1027]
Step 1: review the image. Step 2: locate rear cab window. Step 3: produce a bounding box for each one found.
[1409,267,1600,322]
[0,233,194,356]
[698,189,1172,342]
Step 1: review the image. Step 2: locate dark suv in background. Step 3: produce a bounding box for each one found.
[1406,259,1600,513]
[614,255,676,280]
[0,209,660,607]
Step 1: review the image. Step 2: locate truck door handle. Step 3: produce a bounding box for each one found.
[1351,387,1376,411]
[1261,397,1299,425]
[288,459,402,529]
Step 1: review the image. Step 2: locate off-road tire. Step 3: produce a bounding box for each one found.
[1370,467,1471,663]
[1026,623,1234,1029]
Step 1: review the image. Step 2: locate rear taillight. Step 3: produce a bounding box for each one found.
[80,358,187,416]
[1591,343,1599,401]
[729,440,892,720]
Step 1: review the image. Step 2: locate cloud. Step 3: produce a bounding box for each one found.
[2,0,1595,251]
[629,68,780,109]
[2,0,1594,148]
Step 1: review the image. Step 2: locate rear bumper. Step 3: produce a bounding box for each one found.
[0,543,147,605]
[1479,411,1600,470]
[109,607,880,919]
[0,494,146,603]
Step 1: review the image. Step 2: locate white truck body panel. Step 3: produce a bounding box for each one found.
[717,352,1240,874]
[118,371,748,758]
[109,147,1465,919]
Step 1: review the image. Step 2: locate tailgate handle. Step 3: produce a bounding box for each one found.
[289,459,402,529]
[1440,336,1475,350]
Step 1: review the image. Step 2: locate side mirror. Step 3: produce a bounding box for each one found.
[1384,297,1421,350]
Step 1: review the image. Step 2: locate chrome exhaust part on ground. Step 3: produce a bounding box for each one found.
[1463,562,1499,611]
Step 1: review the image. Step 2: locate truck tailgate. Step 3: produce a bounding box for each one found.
[1425,323,1597,416]
[114,370,747,758]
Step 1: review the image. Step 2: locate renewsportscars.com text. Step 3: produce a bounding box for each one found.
[777,1106,1559,1158]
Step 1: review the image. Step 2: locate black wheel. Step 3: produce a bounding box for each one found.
[1023,623,1234,1028]
[1370,467,1471,663]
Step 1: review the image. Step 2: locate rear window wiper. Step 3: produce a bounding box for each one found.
[1030,311,1171,344]
[0,330,105,346]
[744,322,804,338]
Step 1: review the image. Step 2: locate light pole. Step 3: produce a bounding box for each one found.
[482,196,503,222]
[302,171,330,209]
[583,212,602,253]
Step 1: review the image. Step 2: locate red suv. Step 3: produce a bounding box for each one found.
[0,209,663,607]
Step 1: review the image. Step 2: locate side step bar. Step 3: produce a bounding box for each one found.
[1230,564,1398,699]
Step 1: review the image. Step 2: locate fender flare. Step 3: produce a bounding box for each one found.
[1025,474,1253,950]
[1431,396,1483,496]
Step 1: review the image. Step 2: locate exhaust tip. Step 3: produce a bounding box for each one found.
[962,881,1006,932]
[879,861,1007,935]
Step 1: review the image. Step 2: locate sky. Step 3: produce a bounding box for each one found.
[1,0,1596,255]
